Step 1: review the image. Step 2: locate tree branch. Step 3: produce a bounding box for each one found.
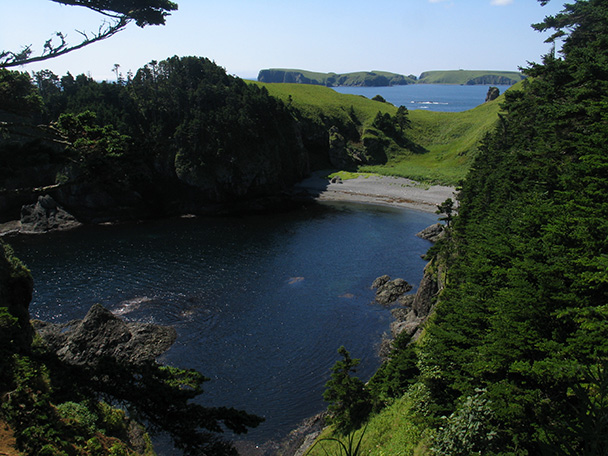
[0,17,129,68]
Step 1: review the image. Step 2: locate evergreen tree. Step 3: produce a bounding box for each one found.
[418,0,608,453]
[323,346,372,435]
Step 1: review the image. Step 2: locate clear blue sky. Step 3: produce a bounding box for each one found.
[1,0,566,81]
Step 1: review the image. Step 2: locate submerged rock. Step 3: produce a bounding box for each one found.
[34,303,176,367]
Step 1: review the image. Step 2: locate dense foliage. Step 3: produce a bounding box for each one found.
[0,56,312,222]
[418,0,608,453]
[316,1,608,454]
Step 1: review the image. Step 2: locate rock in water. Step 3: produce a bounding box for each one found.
[20,194,81,233]
[485,86,500,102]
[371,275,413,306]
[416,223,445,243]
[34,303,177,367]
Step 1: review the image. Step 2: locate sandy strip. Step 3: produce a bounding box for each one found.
[293,171,456,213]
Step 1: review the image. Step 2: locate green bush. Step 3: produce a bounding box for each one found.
[56,401,99,435]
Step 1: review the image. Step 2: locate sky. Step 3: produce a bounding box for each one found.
[1,0,567,82]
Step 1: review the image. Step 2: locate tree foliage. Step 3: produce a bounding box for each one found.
[414,0,608,453]
[323,347,372,435]
[0,0,178,68]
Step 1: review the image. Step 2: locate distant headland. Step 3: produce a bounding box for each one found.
[257,68,525,87]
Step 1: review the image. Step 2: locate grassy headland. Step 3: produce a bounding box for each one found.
[257,69,416,87]
[418,69,525,85]
[361,91,507,184]
[258,68,525,86]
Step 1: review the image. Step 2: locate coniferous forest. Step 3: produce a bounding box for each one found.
[316,1,608,455]
[1,0,608,455]
[418,1,608,452]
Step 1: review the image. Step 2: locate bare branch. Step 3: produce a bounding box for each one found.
[0,17,129,68]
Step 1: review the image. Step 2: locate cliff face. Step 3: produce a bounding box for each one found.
[257,69,415,87]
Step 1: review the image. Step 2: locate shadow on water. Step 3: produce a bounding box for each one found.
[10,203,438,455]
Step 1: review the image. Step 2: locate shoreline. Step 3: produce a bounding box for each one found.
[292,171,456,213]
[0,173,455,237]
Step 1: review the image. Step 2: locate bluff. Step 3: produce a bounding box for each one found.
[258,69,416,87]
[417,69,525,85]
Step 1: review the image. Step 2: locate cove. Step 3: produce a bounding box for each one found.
[333,84,513,112]
[10,201,438,448]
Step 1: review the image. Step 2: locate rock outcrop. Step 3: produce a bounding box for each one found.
[485,86,500,102]
[20,195,81,234]
[416,223,445,243]
[389,257,446,341]
[34,303,177,367]
[371,275,413,306]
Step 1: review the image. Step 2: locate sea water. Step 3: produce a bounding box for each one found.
[333,83,513,112]
[11,202,438,448]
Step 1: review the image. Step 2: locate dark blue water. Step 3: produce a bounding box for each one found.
[333,84,512,112]
[10,202,437,449]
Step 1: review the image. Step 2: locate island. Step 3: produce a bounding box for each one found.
[257,68,525,87]
[257,69,417,87]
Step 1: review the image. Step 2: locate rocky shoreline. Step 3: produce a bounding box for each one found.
[0,172,454,237]
[2,173,450,456]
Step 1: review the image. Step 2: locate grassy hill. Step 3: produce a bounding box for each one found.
[418,69,525,85]
[251,80,511,185]
[360,90,507,184]
[257,69,416,87]
[250,81,397,124]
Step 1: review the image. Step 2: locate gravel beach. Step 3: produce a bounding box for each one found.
[293,171,456,213]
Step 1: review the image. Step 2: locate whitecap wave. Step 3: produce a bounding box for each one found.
[112,296,153,315]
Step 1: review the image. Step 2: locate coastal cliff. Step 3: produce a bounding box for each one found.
[257,69,415,87]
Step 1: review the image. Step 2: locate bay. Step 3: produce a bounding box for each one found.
[10,202,437,450]
[333,83,513,112]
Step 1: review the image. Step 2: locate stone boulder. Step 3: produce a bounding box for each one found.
[485,86,500,102]
[34,303,177,367]
[20,194,81,233]
[416,223,445,243]
[371,275,413,306]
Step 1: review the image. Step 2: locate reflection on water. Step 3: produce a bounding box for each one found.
[11,202,437,449]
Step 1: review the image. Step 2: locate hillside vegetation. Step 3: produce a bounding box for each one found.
[254,80,506,185]
[418,69,525,85]
[307,1,608,455]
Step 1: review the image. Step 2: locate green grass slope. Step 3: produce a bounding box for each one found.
[251,81,397,125]
[418,69,525,85]
[360,92,506,184]
[251,81,512,185]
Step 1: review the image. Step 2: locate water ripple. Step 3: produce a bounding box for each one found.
[12,204,438,445]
